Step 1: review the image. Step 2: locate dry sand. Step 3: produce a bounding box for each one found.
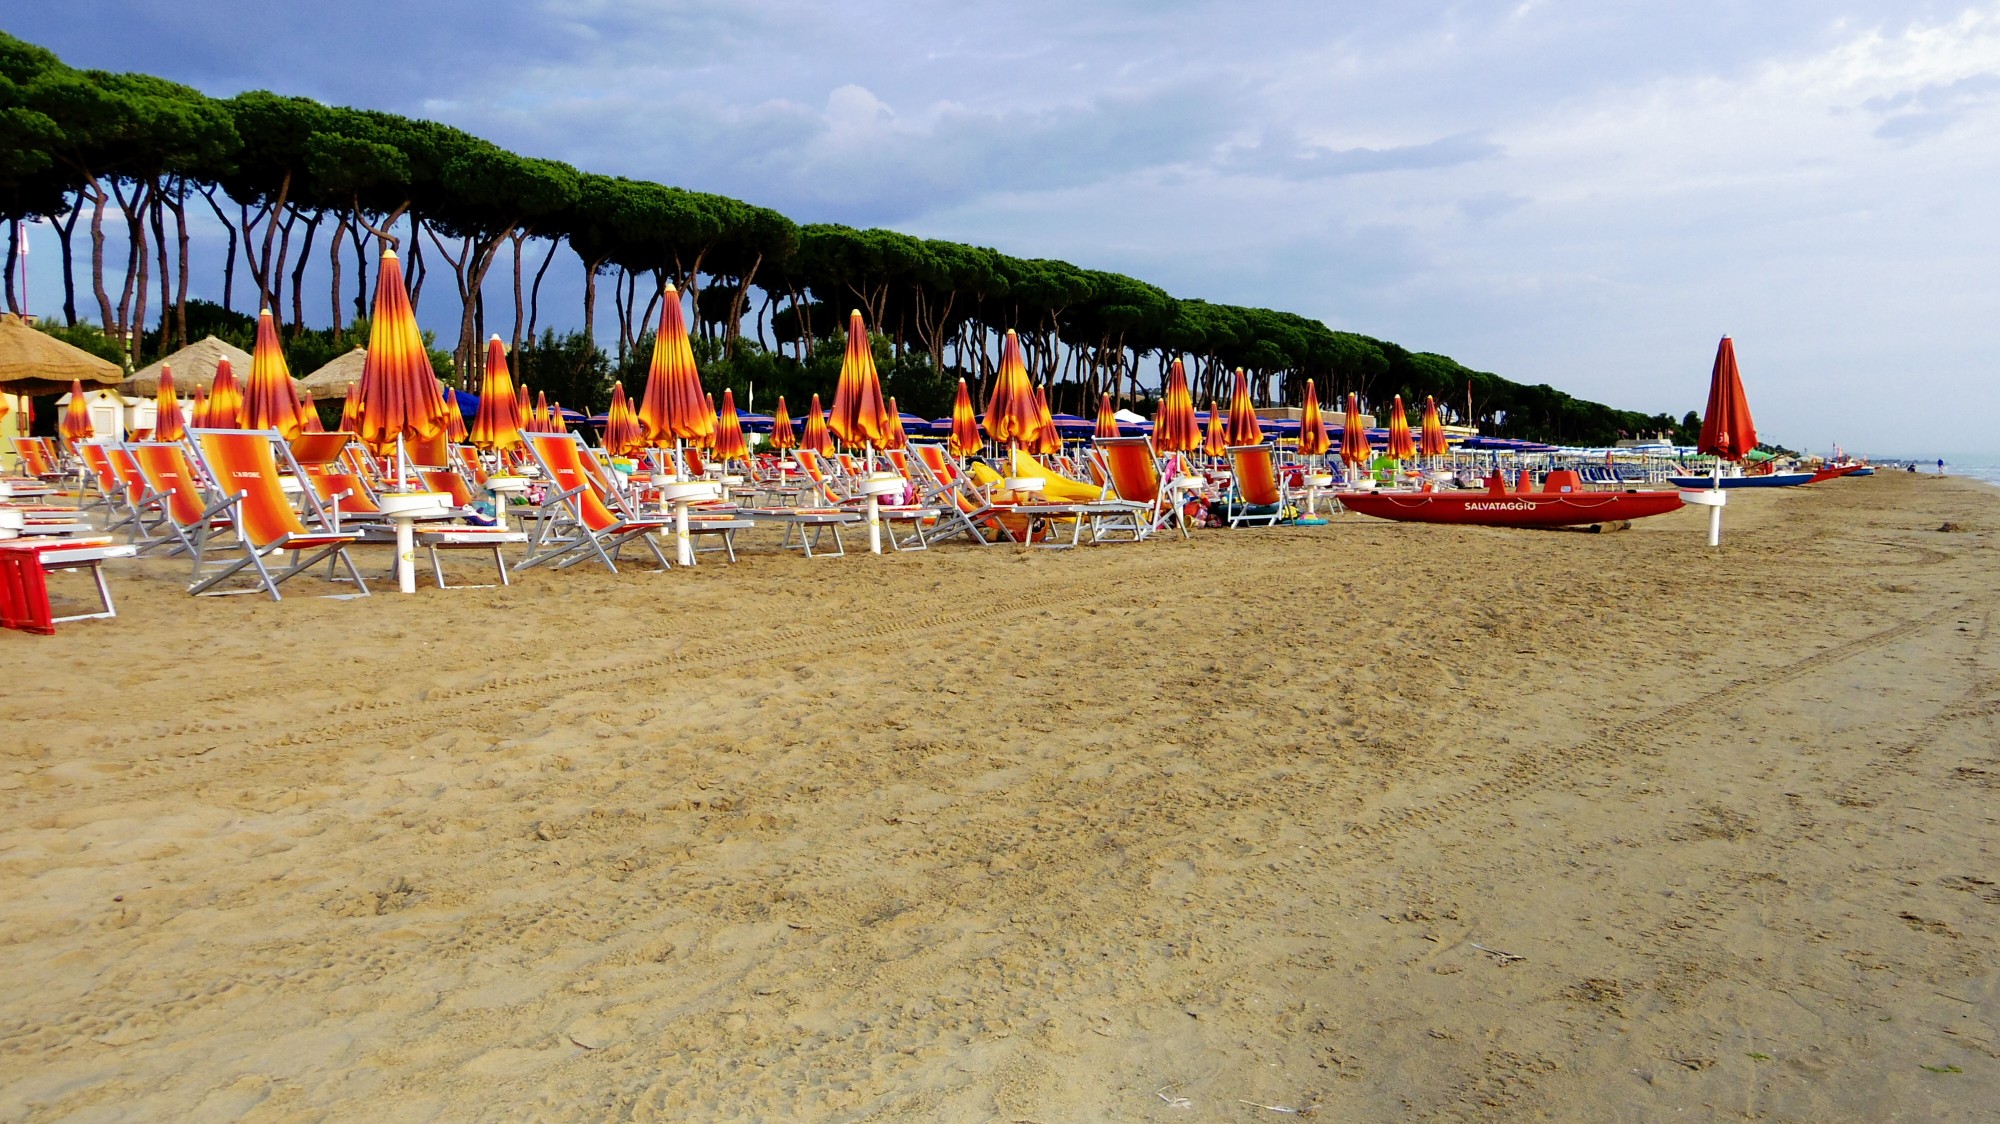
[2,472,1996,1121]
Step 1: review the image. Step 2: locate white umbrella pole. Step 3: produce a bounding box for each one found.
[1708,460,1723,547]
[866,440,882,555]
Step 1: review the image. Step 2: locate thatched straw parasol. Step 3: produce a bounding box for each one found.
[0,314,121,396]
[299,347,367,397]
[125,335,256,396]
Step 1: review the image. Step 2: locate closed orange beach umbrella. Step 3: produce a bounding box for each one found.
[534,392,553,433]
[829,309,890,450]
[470,336,524,453]
[300,392,325,433]
[339,382,362,433]
[1340,393,1369,467]
[1297,379,1329,459]
[1203,401,1226,458]
[984,329,1043,451]
[881,396,908,449]
[550,400,569,434]
[242,307,304,439]
[1419,395,1447,458]
[800,393,834,455]
[515,385,534,433]
[1699,335,1757,461]
[602,382,640,456]
[1094,392,1119,439]
[637,284,713,449]
[60,380,92,447]
[1224,367,1262,447]
[768,395,797,451]
[356,249,448,455]
[153,366,185,443]
[205,356,244,429]
[714,388,749,461]
[1387,395,1417,461]
[440,382,468,442]
[947,378,981,457]
[189,385,209,429]
[1032,386,1062,456]
[1153,358,1200,454]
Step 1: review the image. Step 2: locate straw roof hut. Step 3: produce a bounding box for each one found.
[124,335,258,396]
[0,314,122,396]
[299,347,367,397]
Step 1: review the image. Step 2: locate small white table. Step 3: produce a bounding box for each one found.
[379,493,453,593]
[486,476,530,530]
[659,479,722,566]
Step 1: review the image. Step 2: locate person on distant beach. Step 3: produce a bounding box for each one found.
[1937,459,1946,474]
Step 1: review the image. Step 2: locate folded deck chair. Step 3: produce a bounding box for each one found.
[514,432,671,572]
[74,440,124,512]
[1093,435,1189,541]
[1224,444,1285,528]
[184,429,370,599]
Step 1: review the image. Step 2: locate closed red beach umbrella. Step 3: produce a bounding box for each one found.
[1387,395,1417,461]
[1152,359,1200,454]
[205,357,244,429]
[1297,379,1330,459]
[1224,367,1262,447]
[242,308,304,439]
[801,393,834,455]
[948,379,981,457]
[1094,392,1120,439]
[1699,335,1757,461]
[768,395,797,451]
[470,336,524,453]
[355,249,448,455]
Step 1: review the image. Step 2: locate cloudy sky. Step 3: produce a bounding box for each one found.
[13,2,2000,455]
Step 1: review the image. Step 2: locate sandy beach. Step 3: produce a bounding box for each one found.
[1,472,1995,1121]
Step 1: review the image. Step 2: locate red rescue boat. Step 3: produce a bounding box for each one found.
[1338,470,1685,528]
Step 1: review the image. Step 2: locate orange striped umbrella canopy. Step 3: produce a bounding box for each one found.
[549,400,568,433]
[881,396,908,449]
[829,309,890,449]
[153,366,186,443]
[1202,401,1227,458]
[356,250,448,454]
[1153,358,1200,453]
[1340,393,1369,466]
[339,382,362,433]
[948,378,981,456]
[694,394,716,450]
[534,392,552,433]
[515,385,535,432]
[300,392,325,433]
[714,388,750,461]
[470,336,524,453]
[1094,392,1120,439]
[1032,386,1062,455]
[1419,395,1448,457]
[603,382,641,455]
[440,382,468,442]
[242,307,304,439]
[1297,379,1330,458]
[637,284,713,446]
[768,395,797,450]
[983,329,1043,450]
[800,392,834,455]
[1224,367,1263,446]
[190,385,210,428]
[60,380,92,446]
[1387,395,1417,460]
[205,356,244,428]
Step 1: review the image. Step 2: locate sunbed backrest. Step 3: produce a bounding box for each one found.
[914,444,958,483]
[1097,437,1161,504]
[454,445,486,484]
[421,469,476,507]
[196,430,313,548]
[79,442,120,493]
[288,432,354,468]
[109,446,149,506]
[310,472,381,514]
[130,443,211,526]
[410,430,451,469]
[1230,445,1282,506]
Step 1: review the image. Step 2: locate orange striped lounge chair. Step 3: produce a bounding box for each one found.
[182,429,370,599]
